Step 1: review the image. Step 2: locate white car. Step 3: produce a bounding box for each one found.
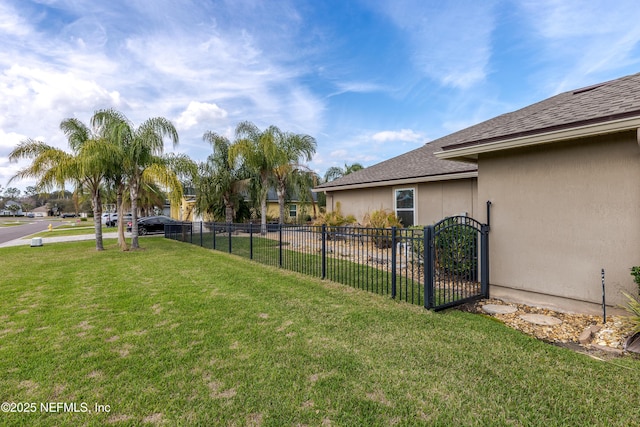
[102,213,117,225]
[102,213,132,227]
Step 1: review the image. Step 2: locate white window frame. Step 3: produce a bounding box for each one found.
[289,204,297,218]
[394,187,416,227]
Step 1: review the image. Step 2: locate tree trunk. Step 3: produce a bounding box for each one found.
[224,197,234,223]
[130,179,140,249]
[277,185,286,225]
[116,184,128,251]
[92,190,104,251]
[260,197,267,235]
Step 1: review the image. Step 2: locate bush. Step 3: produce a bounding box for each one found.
[434,218,478,279]
[313,202,356,240]
[361,209,403,249]
[409,226,425,263]
[313,202,356,228]
[625,267,640,333]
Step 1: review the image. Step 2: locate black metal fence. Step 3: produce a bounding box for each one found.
[165,217,488,310]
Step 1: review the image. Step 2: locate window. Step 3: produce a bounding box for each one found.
[394,188,415,227]
[289,204,297,218]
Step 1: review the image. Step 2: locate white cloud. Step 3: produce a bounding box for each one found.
[175,101,228,130]
[0,129,25,149]
[0,64,122,130]
[372,129,424,143]
[0,2,30,37]
[519,0,640,92]
[375,0,498,89]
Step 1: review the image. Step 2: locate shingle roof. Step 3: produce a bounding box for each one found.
[316,138,477,189]
[319,71,640,190]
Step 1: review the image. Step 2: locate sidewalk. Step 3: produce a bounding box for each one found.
[0,232,121,248]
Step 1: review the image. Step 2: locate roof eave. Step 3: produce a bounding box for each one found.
[313,171,478,192]
[435,115,640,161]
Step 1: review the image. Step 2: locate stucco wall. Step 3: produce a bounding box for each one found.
[477,131,640,313]
[324,178,477,226]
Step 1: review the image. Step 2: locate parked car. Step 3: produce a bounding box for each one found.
[127,216,189,235]
[104,213,132,227]
[101,213,116,225]
[61,213,76,218]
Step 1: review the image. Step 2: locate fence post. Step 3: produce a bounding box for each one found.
[227,222,232,253]
[213,223,216,249]
[481,224,489,298]
[199,221,203,247]
[249,222,253,260]
[189,221,193,244]
[391,226,397,299]
[424,225,434,309]
[321,224,327,279]
[279,224,283,267]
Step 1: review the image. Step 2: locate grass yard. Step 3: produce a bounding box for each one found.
[0,238,639,426]
[28,224,98,238]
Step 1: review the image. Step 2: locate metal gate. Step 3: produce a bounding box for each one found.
[424,216,489,310]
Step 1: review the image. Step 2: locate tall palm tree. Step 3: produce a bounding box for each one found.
[271,132,316,224]
[92,109,182,249]
[198,131,248,223]
[229,121,283,233]
[323,162,364,182]
[9,118,116,251]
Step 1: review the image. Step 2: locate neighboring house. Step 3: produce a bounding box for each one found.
[316,71,640,314]
[265,188,318,223]
[316,140,478,227]
[32,206,49,217]
[1,200,23,216]
[173,189,318,223]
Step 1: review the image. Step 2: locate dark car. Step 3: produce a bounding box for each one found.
[61,213,76,218]
[127,216,188,235]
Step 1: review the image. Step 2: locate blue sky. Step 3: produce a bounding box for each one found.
[2,0,640,192]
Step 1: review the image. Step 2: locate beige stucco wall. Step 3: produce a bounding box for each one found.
[477,131,640,313]
[324,178,477,226]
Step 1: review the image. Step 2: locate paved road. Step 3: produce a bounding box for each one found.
[0,219,52,245]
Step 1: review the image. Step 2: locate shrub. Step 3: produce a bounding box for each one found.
[434,218,478,279]
[312,202,356,227]
[313,202,356,240]
[361,209,403,249]
[625,267,640,333]
[409,226,425,263]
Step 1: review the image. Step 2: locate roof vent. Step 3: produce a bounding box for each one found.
[572,83,604,95]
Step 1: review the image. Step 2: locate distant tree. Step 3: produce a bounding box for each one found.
[3,187,21,201]
[323,163,364,182]
[21,202,34,214]
[271,131,316,224]
[6,202,20,217]
[230,121,316,228]
[229,121,282,233]
[197,131,248,223]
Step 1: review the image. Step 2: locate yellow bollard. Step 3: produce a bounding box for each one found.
[48,224,53,232]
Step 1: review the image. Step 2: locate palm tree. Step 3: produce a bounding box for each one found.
[9,118,116,251]
[271,132,316,224]
[229,121,283,233]
[92,109,182,249]
[323,162,364,182]
[199,131,247,223]
[290,168,321,219]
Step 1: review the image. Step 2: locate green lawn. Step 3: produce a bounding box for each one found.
[28,223,98,238]
[0,238,639,426]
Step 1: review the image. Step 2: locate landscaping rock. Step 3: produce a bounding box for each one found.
[519,313,563,326]
[578,324,602,345]
[482,304,517,315]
